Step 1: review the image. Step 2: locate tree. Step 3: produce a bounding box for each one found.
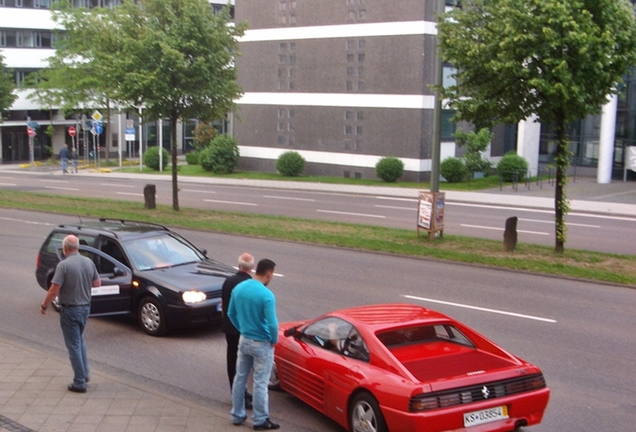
[453,128,493,180]
[438,0,636,253]
[0,54,17,121]
[113,0,246,210]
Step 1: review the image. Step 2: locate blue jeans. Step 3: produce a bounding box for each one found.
[231,336,274,426]
[60,306,90,388]
[61,157,68,173]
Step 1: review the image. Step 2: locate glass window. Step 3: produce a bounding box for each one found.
[441,110,457,139]
[356,112,363,121]
[0,31,6,47]
[300,317,369,361]
[345,111,353,121]
[123,234,203,271]
[346,40,355,50]
[358,53,365,62]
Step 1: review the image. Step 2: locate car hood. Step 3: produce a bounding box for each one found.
[138,259,235,293]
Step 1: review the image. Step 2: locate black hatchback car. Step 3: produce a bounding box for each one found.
[35,218,235,336]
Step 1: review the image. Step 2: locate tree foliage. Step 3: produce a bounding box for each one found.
[0,54,17,121]
[438,0,636,252]
[454,128,493,179]
[30,0,246,211]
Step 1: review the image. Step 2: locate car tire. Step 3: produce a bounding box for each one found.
[138,297,167,336]
[268,362,281,391]
[349,392,388,432]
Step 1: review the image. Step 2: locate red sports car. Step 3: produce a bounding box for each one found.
[269,303,549,432]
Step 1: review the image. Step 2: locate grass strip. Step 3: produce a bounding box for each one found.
[1,190,634,286]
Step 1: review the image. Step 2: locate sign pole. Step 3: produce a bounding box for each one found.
[138,106,143,171]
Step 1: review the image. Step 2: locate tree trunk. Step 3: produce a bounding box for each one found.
[171,115,179,211]
[553,115,570,254]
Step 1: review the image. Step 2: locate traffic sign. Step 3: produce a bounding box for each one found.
[68,126,76,137]
[94,122,103,135]
[91,110,103,122]
[125,127,136,141]
[27,127,36,138]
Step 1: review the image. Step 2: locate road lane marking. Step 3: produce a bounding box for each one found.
[403,295,557,323]
[204,199,258,206]
[45,186,79,191]
[0,216,54,226]
[460,224,549,236]
[233,266,284,277]
[264,195,316,202]
[316,209,386,218]
[0,183,17,186]
[375,204,416,211]
[116,192,144,196]
[100,183,135,188]
[182,189,216,194]
[376,197,417,203]
[41,179,69,183]
[518,218,600,228]
[0,176,14,180]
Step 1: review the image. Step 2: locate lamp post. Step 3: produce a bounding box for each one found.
[430,0,446,192]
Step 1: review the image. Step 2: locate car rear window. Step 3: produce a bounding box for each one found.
[45,232,95,254]
[377,324,474,349]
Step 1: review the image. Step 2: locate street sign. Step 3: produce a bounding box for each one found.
[125,127,136,141]
[27,127,36,137]
[68,126,76,137]
[94,122,103,135]
[91,110,103,122]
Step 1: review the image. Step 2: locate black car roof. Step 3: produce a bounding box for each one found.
[56,218,170,240]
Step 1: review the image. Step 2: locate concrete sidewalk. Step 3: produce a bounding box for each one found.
[0,337,239,432]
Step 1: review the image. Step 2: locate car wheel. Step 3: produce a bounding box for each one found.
[268,362,281,391]
[349,392,388,432]
[138,297,167,336]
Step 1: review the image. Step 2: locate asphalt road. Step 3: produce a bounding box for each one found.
[2,208,635,431]
[1,169,635,254]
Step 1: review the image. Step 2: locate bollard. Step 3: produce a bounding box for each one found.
[503,216,518,252]
[143,184,156,209]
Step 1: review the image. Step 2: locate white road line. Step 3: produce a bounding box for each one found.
[116,192,144,196]
[316,209,386,218]
[375,204,415,211]
[182,189,217,194]
[0,216,54,226]
[41,180,69,184]
[232,266,284,277]
[45,186,79,191]
[460,224,549,236]
[0,176,14,180]
[376,196,417,203]
[403,295,557,323]
[263,195,316,202]
[100,183,135,188]
[204,199,258,206]
[518,218,600,228]
[0,183,17,186]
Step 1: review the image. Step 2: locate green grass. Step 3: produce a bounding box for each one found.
[1,190,635,287]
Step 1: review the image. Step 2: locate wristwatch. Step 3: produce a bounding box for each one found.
[40,304,47,311]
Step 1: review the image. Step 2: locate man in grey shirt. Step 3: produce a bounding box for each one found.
[40,235,101,393]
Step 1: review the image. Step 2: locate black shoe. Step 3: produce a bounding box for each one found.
[253,419,280,430]
[67,384,86,393]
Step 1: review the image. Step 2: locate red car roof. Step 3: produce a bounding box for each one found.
[331,303,451,330]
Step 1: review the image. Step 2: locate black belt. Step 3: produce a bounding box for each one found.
[60,304,90,308]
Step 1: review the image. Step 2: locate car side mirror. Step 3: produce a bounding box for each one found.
[200,248,208,257]
[113,267,126,277]
[284,327,298,338]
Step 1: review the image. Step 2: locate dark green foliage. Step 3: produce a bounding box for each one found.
[375,157,405,183]
[199,135,240,173]
[454,128,493,178]
[143,146,169,170]
[440,157,467,183]
[276,151,306,177]
[497,152,529,182]
[185,151,199,165]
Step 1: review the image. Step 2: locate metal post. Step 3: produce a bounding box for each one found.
[138,106,143,171]
[158,118,163,172]
[430,0,446,192]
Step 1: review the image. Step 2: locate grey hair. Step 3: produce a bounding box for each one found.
[237,253,255,271]
[63,235,79,251]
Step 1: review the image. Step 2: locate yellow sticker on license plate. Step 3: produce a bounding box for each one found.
[463,405,508,427]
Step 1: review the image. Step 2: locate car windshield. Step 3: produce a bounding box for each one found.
[123,234,203,271]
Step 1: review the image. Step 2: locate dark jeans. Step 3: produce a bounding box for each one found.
[60,305,90,388]
[225,332,240,389]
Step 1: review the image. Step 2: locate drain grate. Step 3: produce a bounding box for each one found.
[0,414,36,432]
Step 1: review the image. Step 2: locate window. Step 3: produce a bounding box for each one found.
[347,54,354,62]
[345,125,352,135]
[356,112,363,121]
[357,67,364,77]
[358,53,365,62]
[279,55,286,64]
[279,43,287,52]
[278,108,286,118]
[0,31,6,47]
[357,81,364,91]
[441,110,457,139]
[345,111,353,121]
[347,40,355,50]
[288,109,294,118]
[358,39,366,49]
[346,81,353,91]
[300,317,369,361]
[347,67,354,76]
[356,126,363,135]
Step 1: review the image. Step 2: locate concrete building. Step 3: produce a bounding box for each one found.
[233,0,636,182]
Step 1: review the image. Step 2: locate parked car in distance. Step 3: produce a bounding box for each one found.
[35,218,235,336]
[269,303,550,432]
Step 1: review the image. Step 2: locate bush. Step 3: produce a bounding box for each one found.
[143,146,169,170]
[199,135,240,173]
[375,156,404,183]
[276,151,306,177]
[185,151,199,165]
[440,157,467,183]
[497,151,529,182]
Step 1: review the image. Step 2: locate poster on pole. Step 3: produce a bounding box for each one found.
[629,147,636,171]
[417,191,445,238]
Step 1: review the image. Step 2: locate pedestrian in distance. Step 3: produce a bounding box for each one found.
[59,144,70,174]
[221,252,255,410]
[228,258,280,430]
[40,235,101,393]
[71,147,79,173]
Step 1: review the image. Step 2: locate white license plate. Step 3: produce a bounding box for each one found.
[463,405,508,427]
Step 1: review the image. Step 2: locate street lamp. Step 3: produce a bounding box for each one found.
[430,0,446,192]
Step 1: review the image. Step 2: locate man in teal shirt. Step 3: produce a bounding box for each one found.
[228,258,280,430]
